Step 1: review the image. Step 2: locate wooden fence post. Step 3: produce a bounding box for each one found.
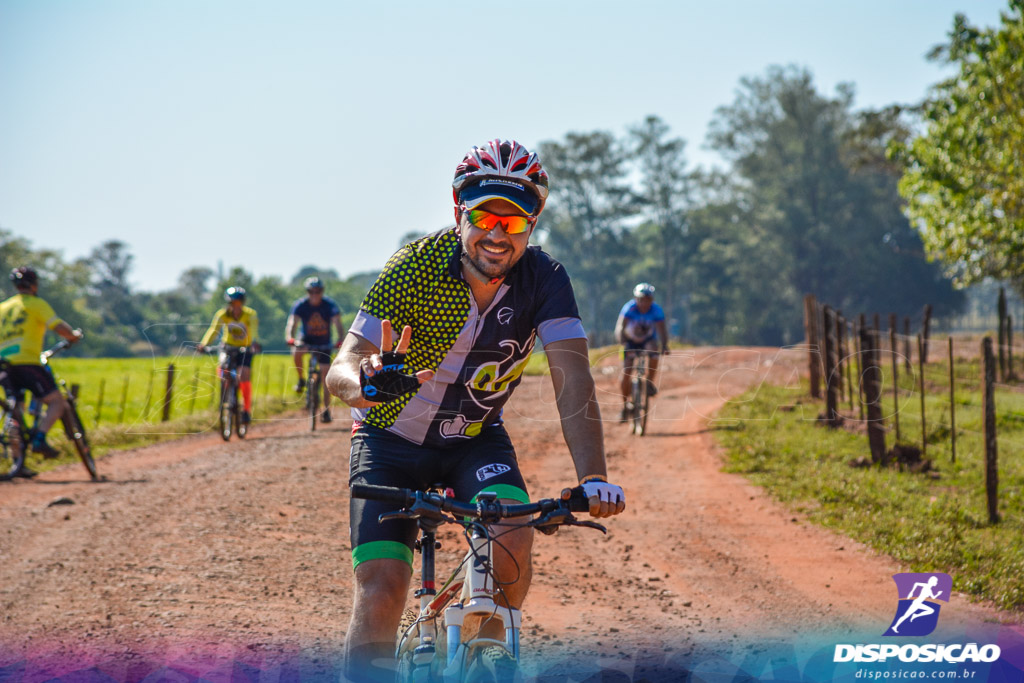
[873,313,881,332]
[142,371,154,422]
[69,384,79,401]
[209,367,218,410]
[982,337,999,523]
[1008,315,1016,381]
[804,294,822,399]
[857,315,867,421]
[921,304,933,363]
[823,306,839,426]
[845,320,855,410]
[998,287,1007,382]
[890,327,900,444]
[162,364,175,422]
[861,328,887,464]
[835,311,845,402]
[949,337,956,463]
[903,316,912,372]
[188,370,199,416]
[117,375,129,424]
[94,378,105,427]
[917,334,927,457]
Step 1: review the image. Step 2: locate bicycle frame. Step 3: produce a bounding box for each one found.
[215,346,247,440]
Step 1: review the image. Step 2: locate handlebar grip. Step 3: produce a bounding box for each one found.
[350,483,415,506]
[565,486,591,513]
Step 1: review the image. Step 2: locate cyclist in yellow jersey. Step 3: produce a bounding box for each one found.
[197,287,261,423]
[0,267,83,467]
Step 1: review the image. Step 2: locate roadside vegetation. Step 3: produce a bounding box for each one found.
[715,354,1024,610]
[16,352,305,476]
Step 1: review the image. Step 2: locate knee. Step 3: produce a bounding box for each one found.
[353,561,411,608]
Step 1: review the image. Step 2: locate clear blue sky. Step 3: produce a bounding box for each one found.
[0,0,1008,292]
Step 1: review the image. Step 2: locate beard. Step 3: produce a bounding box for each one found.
[463,240,516,281]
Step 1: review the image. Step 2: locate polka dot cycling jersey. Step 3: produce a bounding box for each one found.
[349,227,586,448]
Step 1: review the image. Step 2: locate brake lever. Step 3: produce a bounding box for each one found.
[571,520,608,534]
[379,510,416,523]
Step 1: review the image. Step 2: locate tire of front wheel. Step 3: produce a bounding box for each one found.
[464,645,518,683]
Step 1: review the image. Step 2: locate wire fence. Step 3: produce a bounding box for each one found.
[802,294,1022,524]
[51,348,308,430]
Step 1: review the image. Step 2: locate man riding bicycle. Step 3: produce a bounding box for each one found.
[198,287,261,425]
[0,267,84,476]
[615,282,669,422]
[285,276,346,423]
[326,139,626,682]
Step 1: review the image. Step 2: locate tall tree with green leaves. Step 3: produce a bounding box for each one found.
[538,131,636,343]
[628,116,694,338]
[896,2,1024,294]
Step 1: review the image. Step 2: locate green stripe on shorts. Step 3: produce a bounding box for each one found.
[472,484,530,504]
[352,540,414,569]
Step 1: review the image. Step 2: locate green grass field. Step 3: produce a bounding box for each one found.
[14,350,313,473]
[715,353,1024,610]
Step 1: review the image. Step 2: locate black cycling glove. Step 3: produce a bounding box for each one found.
[360,351,421,402]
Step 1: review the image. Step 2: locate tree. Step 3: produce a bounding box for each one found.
[628,115,695,339]
[538,131,636,344]
[896,2,1024,295]
[177,266,215,306]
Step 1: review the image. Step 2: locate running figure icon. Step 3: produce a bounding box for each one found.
[883,572,952,637]
[891,576,942,634]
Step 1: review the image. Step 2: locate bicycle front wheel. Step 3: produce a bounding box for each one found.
[235,389,247,439]
[62,403,98,481]
[219,381,233,441]
[465,645,518,683]
[309,368,320,432]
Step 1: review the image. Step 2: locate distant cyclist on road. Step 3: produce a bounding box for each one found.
[0,267,84,475]
[198,287,261,425]
[615,282,669,422]
[285,276,346,423]
[326,138,626,682]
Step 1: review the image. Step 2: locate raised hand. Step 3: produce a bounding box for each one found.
[359,319,435,403]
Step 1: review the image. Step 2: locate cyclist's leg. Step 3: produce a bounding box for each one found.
[11,366,64,439]
[445,425,532,640]
[319,351,333,408]
[647,341,662,390]
[347,426,433,682]
[292,346,305,382]
[620,348,635,402]
[238,351,253,414]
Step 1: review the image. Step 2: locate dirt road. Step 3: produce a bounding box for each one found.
[0,347,1018,681]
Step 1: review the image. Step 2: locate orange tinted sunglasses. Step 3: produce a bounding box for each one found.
[461,206,537,235]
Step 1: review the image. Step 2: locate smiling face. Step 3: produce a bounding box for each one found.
[458,198,534,282]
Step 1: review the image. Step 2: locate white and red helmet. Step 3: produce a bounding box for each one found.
[452,139,549,216]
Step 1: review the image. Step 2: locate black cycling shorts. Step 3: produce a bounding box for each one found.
[297,345,332,371]
[348,423,529,569]
[3,364,58,399]
[624,338,660,361]
[219,347,253,369]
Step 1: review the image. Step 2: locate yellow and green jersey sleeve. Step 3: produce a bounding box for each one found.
[0,294,63,366]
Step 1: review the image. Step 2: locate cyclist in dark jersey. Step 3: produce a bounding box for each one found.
[285,276,346,423]
[327,139,626,682]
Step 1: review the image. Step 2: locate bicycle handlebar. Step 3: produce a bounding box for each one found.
[290,341,334,352]
[350,482,599,530]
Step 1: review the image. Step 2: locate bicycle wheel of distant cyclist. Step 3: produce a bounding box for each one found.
[219,380,233,441]
[309,367,320,432]
[62,404,98,481]
[0,414,26,480]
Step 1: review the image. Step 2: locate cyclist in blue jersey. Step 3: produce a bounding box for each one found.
[285,276,346,423]
[615,282,669,422]
[327,139,626,682]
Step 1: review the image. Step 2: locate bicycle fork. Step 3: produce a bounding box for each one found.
[443,529,522,667]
